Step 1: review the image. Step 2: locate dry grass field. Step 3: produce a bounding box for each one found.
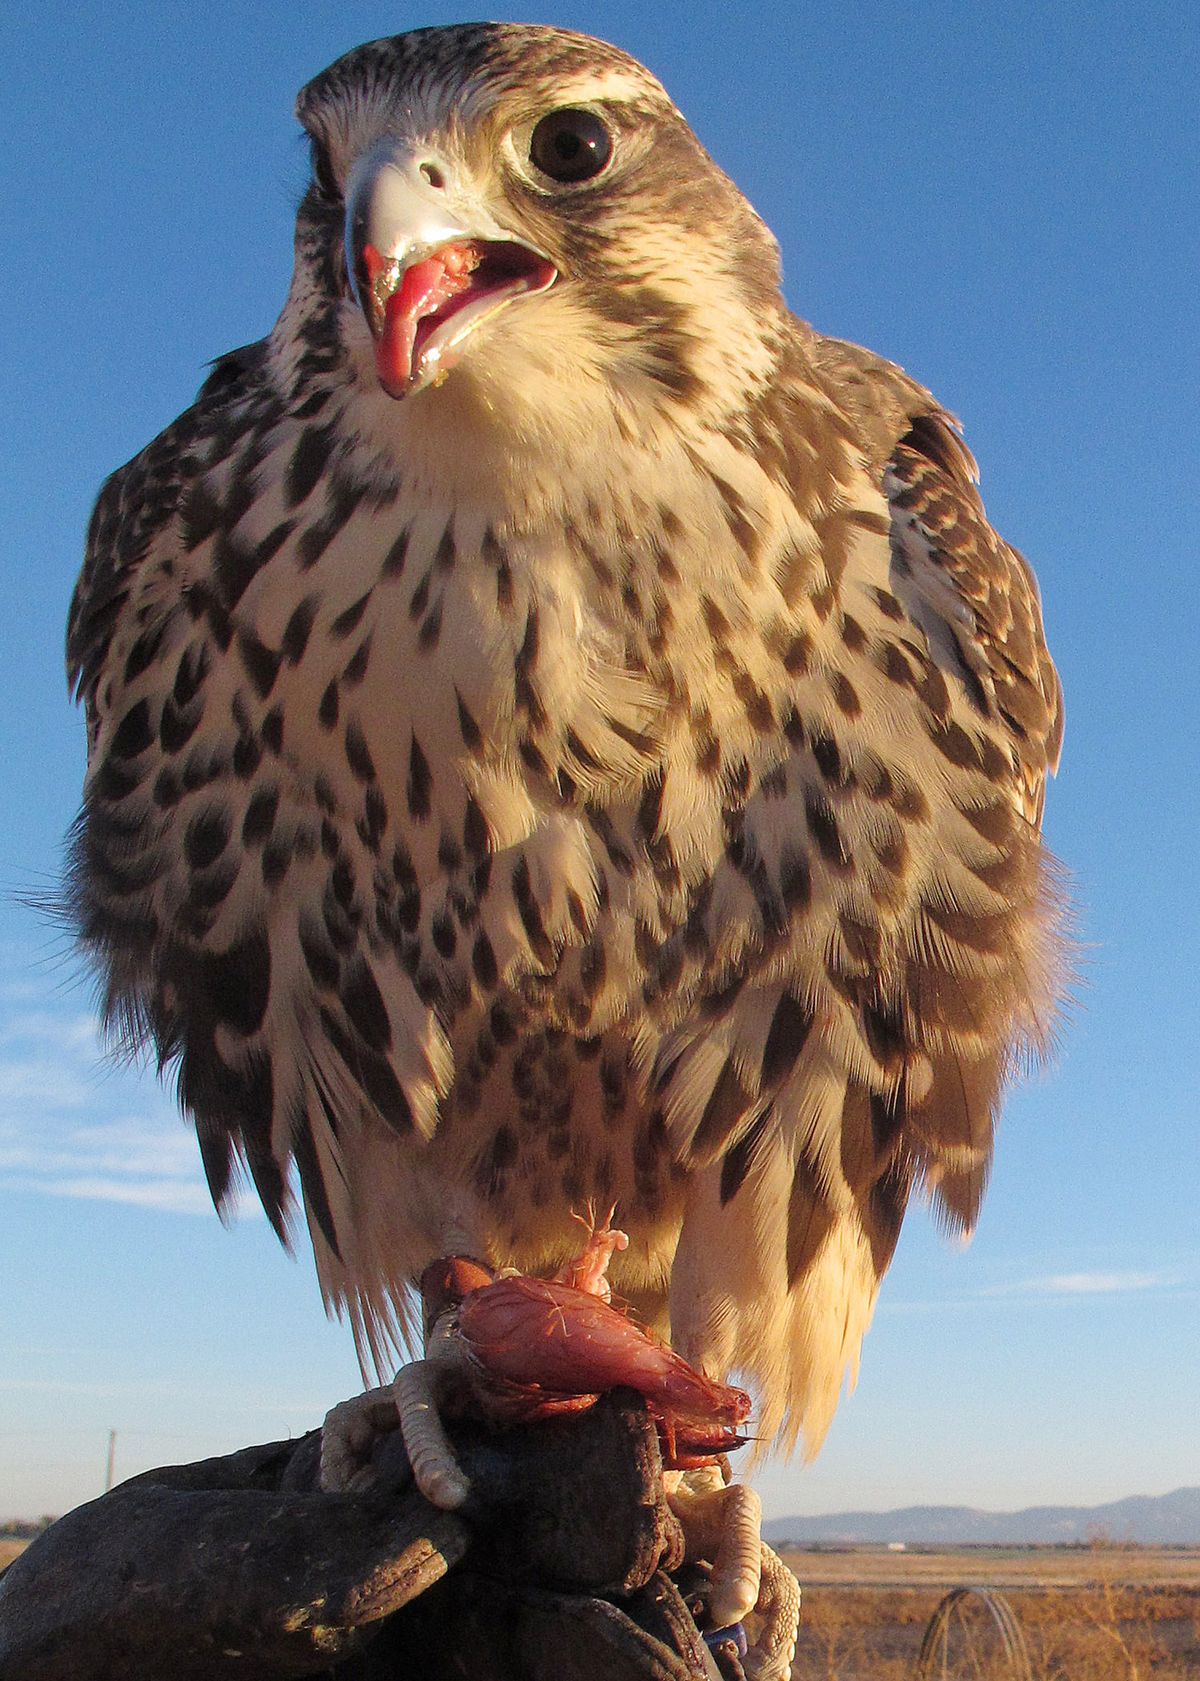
[0,1540,27,1571]
[781,1545,1200,1679]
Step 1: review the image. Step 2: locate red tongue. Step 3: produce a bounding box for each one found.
[374,245,479,396]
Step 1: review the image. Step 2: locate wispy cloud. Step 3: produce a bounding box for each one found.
[878,1266,1186,1315]
[8,1174,226,1216]
[0,971,259,1219]
[0,1057,94,1108]
[0,1010,101,1053]
[0,1114,198,1180]
[983,1269,1178,1298]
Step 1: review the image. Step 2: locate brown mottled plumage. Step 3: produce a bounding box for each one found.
[68,25,1065,1456]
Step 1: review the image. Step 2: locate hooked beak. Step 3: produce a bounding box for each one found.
[345,143,558,398]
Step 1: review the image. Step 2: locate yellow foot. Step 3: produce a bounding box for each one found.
[666,1466,800,1681]
[319,1384,401,1494]
[320,1314,472,1509]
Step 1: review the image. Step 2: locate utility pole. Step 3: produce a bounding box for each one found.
[104,1429,116,1493]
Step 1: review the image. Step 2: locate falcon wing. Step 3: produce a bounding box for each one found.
[65,340,316,1232]
[884,409,1063,824]
[810,336,1063,819]
[645,349,1065,1453]
[68,343,269,734]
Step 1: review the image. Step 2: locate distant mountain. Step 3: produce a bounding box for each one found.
[764,1487,1200,1546]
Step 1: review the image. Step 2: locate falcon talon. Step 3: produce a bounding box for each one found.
[392,1344,473,1510]
[319,1385,404,1494]
[666,1469,761,1625]
[744,1544,802,1681]
[666,1469,799,1681]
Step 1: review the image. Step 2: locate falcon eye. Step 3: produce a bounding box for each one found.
[528,108,613,185]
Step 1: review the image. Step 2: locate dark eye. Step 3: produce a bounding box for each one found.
[528,108,613,185]
[310,139,340,201]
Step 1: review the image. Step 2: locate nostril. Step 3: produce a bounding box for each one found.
[419,160,447,191]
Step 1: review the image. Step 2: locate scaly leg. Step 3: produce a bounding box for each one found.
[388,1313,473,1507]
[319,1384,402,1494]
[320,1309,476,1506]
[321,1194,491,1504]
[667,1464,800,1681]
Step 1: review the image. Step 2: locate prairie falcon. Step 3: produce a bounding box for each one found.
[69,24,1064,1503]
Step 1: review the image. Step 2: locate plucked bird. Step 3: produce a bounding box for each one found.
[68,21,1065,1622]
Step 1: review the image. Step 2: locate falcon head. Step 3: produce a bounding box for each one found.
[282,25,783,437]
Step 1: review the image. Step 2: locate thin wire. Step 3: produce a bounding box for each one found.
[915,1585,1033,1681]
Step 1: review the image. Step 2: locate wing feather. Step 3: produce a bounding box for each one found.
[657,339,1067,1453]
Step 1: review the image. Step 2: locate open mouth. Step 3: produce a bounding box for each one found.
[360,239,557,398]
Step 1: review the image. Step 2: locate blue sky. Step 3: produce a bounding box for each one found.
[2,0,1197,1522]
